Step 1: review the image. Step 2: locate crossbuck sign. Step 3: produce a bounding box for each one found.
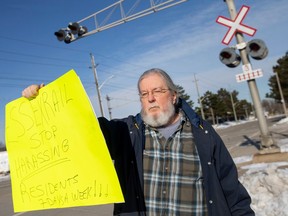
[216,5,257,45]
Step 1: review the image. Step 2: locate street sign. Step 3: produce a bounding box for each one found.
[236,69,263,82]
[216,5,257,45]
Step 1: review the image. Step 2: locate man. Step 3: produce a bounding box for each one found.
[22,68,254,216]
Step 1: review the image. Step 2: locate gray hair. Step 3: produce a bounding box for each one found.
[138,68,180,112]
[137,68,178,94]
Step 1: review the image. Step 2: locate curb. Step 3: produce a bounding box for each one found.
[233,144,288,167]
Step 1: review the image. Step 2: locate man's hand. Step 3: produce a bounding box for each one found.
[22,83,45,98]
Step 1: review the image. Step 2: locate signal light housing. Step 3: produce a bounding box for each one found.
[68,22,79,35]
[54,29,74,44]
[68,22,88,36]
[219,47,241,68]
[54,29,66,41]
[54,23,88,43]
[246,39,268,60]
[63,32,74,44]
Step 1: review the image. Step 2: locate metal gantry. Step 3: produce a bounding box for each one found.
[55,0,188,43]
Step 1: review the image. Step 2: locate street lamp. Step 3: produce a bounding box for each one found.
[90,53,114,117]
[99,75,114,90]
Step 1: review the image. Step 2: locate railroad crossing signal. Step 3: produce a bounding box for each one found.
[216,5,257,45]
[219,47,241,68]
[218,1,275,149]
[246,39,269,60]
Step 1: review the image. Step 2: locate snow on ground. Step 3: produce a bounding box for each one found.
[234,116,288,216]
[213,119,253,129]
[1,117,288,215]
[0,151,9,173]
[274,116,288,125]
[240,161,288,216]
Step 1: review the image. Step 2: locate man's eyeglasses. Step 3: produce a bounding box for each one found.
[139,88,170,98]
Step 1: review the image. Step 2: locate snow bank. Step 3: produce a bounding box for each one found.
[274,116,288,125]
[239,163,288,216]
[0,151,9,174]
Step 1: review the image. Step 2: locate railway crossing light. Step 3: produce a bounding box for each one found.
[68,22,88,36]
[54,29,74,44]
[54,23,87,43]
[54,29,66,41]
[246,39,268,60]
[219,47,241,68]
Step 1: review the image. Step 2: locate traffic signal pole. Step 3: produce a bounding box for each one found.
[224,0,276,150]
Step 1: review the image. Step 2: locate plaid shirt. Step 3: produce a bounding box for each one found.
[143,115,208,216]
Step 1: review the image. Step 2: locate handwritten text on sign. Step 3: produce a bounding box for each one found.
[5,70,124,212]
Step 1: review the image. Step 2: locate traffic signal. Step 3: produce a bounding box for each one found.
[246,39,268,60]
[54,29,74,44]
[219,47,241,68]
[68,22,88,36]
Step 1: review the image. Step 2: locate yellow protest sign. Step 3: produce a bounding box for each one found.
[5,70,124,212]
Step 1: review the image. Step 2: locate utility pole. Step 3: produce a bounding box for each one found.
[193,74,205,120]
[90,53,104,117]
[224,0,274,149]
[274,71,287,117]
[106,95,112,120]
[230,91,238,122]
[210,107,216,125]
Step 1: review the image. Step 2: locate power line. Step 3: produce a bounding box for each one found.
[0,57,87,68]
[0,35,147,69]
[0,49,88,64]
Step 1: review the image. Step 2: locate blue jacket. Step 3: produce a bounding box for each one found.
[98,98,254,216]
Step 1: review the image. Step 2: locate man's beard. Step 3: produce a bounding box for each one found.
[141,101,176,128]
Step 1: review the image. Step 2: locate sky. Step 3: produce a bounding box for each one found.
[1,0,288,144]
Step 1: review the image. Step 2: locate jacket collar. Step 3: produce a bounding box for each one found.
[178,98,203,129]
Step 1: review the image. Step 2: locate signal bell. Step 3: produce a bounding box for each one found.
[219,47,241,68]
[246,39,268,60]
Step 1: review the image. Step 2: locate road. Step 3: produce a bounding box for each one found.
[215,115,288,157]
[1,115,287,216]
